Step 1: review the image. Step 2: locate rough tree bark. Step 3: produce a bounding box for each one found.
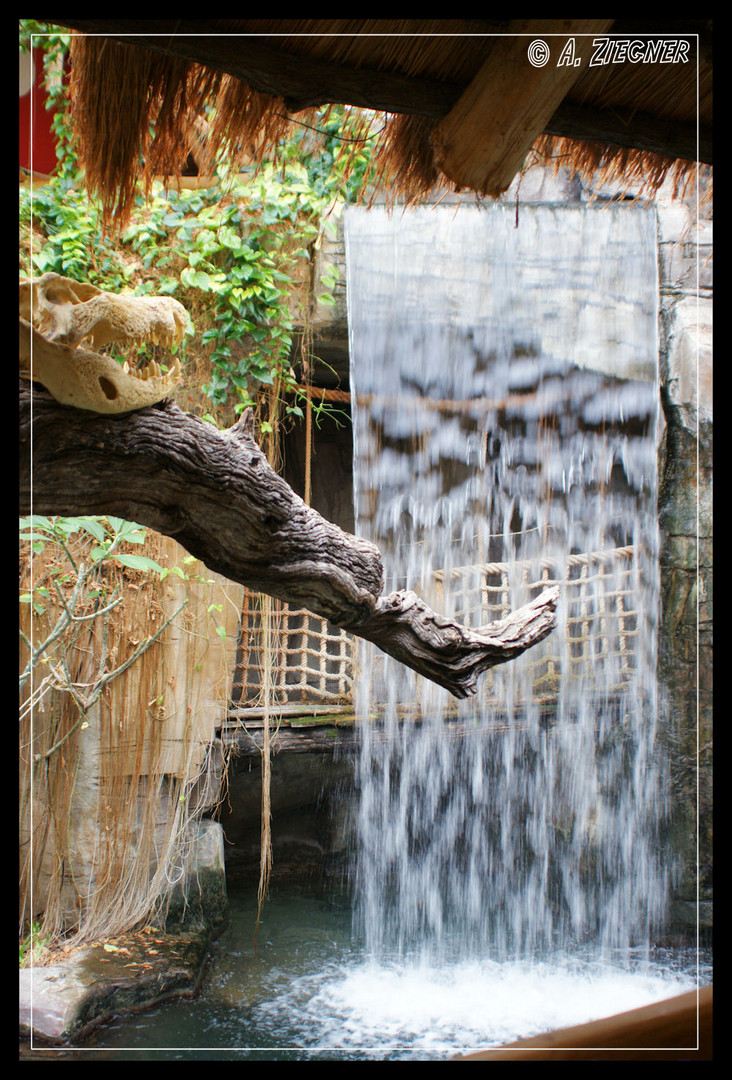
[19,382,558,698]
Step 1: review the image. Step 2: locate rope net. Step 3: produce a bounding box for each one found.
[231,544,641,718]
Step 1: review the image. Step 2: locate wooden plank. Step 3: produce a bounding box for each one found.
[453,985,712,1061]
[221,723,358,756]
[227,704,354,722]
[431,20,614,196]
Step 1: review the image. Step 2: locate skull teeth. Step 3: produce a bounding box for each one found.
[126,358,179,382]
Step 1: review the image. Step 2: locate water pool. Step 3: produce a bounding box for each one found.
[45,880,709,1061]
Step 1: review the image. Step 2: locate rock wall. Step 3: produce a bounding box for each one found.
[656,180,713,934]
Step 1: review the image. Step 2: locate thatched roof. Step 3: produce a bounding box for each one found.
[56,19,712,226]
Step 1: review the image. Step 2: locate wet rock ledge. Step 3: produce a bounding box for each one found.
[20,819,226,1045]
[19,924,211,1045]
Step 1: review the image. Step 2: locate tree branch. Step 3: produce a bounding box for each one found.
[19,382,557,698]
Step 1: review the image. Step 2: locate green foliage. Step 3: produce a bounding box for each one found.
[19,516,168,620]
[21,117,371,413]
[20,21,76,180]
[20,182,135,287]
[19,921,52,967]
[19,515,193,752]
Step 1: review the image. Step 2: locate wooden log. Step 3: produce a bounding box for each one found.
[430,20,614,196]
[20,381,558,698]
[221,721,358,756]
[453,985,712,1061]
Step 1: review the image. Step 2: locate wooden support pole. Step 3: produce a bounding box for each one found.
[430,20,614,197]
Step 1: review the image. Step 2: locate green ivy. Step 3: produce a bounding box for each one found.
[21,113,375,415]
[21,16,377,415]
[20,21,76,180]
[21,19,377,415]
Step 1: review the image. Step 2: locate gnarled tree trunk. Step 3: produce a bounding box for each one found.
[19,382,558,698]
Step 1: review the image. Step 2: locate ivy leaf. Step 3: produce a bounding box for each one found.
[181,267,213,291]
[218,226,242,251]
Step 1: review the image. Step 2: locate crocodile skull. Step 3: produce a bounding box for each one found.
[19,273,188,413]
[20,317,183,413]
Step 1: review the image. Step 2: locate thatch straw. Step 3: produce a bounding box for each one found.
[69,35,231,227]
[69,34,329,227]
[371,113,442,204]
[68,31,704,225]
[532,134,701,202]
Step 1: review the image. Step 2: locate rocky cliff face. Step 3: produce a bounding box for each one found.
[656,182,713,931]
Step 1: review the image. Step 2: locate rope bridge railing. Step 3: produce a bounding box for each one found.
[431,544,640,705]
[230,545,641,715]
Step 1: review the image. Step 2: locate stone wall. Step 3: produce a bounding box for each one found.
[655,178,713,933]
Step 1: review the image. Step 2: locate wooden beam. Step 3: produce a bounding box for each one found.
[221,721,358,756]
[55,19,464,118]
[546,100,712,166]
[430,20,614,196]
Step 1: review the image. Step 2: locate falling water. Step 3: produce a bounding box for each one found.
[345,202,670,971]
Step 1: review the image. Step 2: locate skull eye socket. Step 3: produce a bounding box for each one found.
[98,376,118,400]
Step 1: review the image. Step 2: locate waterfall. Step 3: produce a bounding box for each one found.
[345,203,670,967]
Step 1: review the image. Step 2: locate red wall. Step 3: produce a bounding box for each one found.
[19,46,59,175]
